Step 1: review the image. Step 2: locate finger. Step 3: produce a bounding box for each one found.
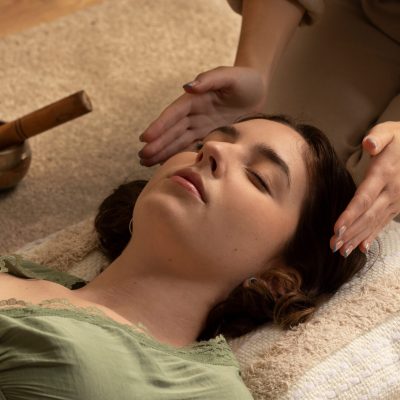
[140,129,198,166]
[139,117,190,159]
[333,174,385,238]
[337,126,400,236]
[360,211,396,253]
[336,220,381,257]
[183,66,235,94]
[333,190,390,251]
[178,113,219,136]
[140,93,193,142]
[340,206,396,257]
[139,112,219,163]
[338,224,371,257]
[362,121,396,156]
[339,213,386,257]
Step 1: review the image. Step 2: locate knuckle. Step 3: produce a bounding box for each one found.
[389,182,400,198]
[195,71,207,81]
[151,119,165,135]
[356,192,373,211]
[364,211,376,226]
[382,164,396,179]
[387,204,398,218]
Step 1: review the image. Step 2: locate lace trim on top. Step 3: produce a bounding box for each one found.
[0,297,237,366]
[0,255,238,366]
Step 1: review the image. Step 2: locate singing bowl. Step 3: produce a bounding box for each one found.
[0,121,32,190]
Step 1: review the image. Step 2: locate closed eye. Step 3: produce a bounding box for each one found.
[246,169,271,195]
[194,141,204,151]
[196,139,272,195]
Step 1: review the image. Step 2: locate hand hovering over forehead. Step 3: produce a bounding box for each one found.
[138,66,267,166]
[330,121,400,257]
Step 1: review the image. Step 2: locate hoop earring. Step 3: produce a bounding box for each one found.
[129,218,133,235]
[243,276,258,288]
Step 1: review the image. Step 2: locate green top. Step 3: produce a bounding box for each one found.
[0,255,253,400]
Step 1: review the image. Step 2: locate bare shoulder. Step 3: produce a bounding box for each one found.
[0,272,70,303]
[0,270,35,288]
[0,273,136,327]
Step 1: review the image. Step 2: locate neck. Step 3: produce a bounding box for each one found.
[73,242,223,347]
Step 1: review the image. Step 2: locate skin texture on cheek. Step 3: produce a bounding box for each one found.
[198,193,292,283]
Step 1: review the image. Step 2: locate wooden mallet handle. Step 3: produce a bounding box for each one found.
[0,90,92,150]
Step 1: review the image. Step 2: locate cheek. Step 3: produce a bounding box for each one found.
[201,197,294,277]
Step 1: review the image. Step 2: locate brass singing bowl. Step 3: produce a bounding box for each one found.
[0,121,32,190]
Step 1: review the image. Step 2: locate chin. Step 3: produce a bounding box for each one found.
[134,189,195,234]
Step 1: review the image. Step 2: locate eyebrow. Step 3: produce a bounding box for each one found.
[209,125,291,189]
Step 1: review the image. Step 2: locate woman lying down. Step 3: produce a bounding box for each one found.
[0,114,366,399]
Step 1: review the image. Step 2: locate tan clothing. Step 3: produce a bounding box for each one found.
[227,0,400,186]
[227,0,325,25]
[362,0,400,44]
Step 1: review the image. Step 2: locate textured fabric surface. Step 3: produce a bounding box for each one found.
[0,0,240,253]
[15,216,107,281]
[232,221,400,399]
[14,219,400,399]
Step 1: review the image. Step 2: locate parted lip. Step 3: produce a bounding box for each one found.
[170,168,207,203]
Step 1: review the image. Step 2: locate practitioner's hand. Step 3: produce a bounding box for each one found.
[330,121,400,257]
[138,66,267,166]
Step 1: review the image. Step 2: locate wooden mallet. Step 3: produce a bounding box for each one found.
[0,90,92,190]
[0,90,92,150]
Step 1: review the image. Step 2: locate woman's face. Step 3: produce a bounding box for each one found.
[132,119,308,293]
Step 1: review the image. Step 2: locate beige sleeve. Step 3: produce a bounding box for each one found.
[226,0,325,25]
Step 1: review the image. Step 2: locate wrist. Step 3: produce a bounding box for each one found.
[233,58,273,87]
[234,0,304,85]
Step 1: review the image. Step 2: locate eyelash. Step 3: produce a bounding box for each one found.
[246,169,271,194]
[194,141,204,151]
[195,140,271,194]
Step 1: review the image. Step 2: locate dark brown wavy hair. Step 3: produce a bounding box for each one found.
[94,114,366,341]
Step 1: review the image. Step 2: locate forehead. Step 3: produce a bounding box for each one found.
[233,118,308,162]
[234,118,305,146]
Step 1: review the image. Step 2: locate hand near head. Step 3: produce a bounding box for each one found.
[138,66,267,166]
[330,121,400,256]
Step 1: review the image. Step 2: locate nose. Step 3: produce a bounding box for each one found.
[195,140,229,178]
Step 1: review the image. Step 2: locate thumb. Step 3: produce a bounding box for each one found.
[362,121,396,156]
[182,67,234,94]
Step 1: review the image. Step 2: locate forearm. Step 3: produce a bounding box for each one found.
[234,0,305,81]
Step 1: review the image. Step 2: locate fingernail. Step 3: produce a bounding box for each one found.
[183,80,199,89]
[333,240,343,253]
[344,245,353,258]
[336,226,347,238]
[363,243,370,253]
[139,134,145,142]
[365,137,377,150]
